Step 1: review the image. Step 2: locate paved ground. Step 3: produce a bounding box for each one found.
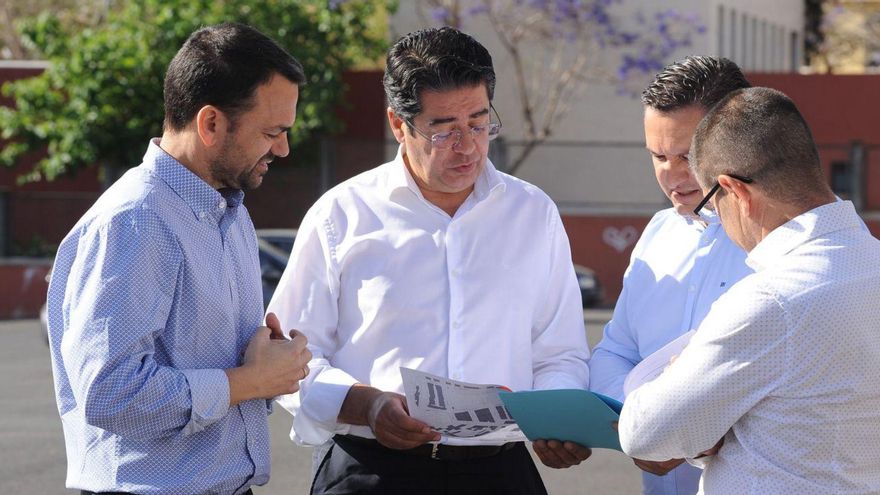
[0,313,643,494]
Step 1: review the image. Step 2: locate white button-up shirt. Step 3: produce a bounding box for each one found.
[267,149,590,446]
[619,201,880,494]
[590,208,752,495]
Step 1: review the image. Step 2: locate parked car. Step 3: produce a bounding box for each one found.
[41,229,601,337]
[256,230,607,309]
[256,228,297,307]
[574,264,603,308]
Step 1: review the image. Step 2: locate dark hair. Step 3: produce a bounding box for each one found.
[691,87,826,205]
[163,22,306,131]
[383,27,495,122]
[641,56,751,112]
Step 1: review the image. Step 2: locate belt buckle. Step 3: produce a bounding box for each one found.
[431,443,440,460]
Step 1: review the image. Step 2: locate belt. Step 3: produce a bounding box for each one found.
[336,434,519,461]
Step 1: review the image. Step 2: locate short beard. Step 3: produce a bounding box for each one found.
[208,141,271,191]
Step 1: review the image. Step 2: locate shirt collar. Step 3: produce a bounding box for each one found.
[385,145,506,202]
[141,138,244,225]
[746,200,861,271]
[684,207,721,232]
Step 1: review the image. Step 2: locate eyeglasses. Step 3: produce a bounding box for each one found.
[405,106,502,149]
[692,173,754,219]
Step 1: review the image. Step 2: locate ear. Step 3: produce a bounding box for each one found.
[717,174,753,218]
[387,107,407,144]
[195,105,229,148]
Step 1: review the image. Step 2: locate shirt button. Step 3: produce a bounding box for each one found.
[198,211,207,219]
[218,200,227,209]
[452,321,461,329]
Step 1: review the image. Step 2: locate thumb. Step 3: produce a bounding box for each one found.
[265,312,284,340]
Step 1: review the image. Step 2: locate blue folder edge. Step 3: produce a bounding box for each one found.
[499,389,623,451]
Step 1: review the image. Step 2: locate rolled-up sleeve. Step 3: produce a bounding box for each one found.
[64,211,229,439]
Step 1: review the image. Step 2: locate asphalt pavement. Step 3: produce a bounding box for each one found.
[0,313,642,494]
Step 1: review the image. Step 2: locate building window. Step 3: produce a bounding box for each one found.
[730,9,737,61]
[831,161,853,199]
[751,17,758,71]
[741,12,748,68]
[760,20,767,70]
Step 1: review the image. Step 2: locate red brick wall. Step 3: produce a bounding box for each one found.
[561,215,651,306]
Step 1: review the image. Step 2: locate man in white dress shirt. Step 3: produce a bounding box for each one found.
[619,87,880,494]
[590,56,752,495]
[267,27,591,494]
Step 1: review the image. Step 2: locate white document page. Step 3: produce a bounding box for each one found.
[623,330,696,399]
[400,367,527,445]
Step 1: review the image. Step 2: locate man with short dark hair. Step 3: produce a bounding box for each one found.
[267,27,591,494]
[619,86,880,494]
[47,22,312,494]
[589,56,752,495]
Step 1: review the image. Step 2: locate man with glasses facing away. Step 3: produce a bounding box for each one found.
[618,86,880,494]
[589,56,753,495]
[267,26,591,494]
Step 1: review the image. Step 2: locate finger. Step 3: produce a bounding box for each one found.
[265,312,285,339]
[534,441,566,468]
[288,331,309,350]
[563,441,592,461]
[291,348,312,368]
[253,326,271,341]
[374,417,438,448]
[633,459,666,476]
[548,440,581,466]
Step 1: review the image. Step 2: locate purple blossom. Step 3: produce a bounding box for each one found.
[448,0,702,94]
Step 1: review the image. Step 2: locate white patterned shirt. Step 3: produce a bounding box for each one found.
[590,208,752,495]
[619,201,880,494]
[267,148,590,446]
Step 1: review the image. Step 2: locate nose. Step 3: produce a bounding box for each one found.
[451,128,477,154]
[664,156,693,185]
[271,132,290,158]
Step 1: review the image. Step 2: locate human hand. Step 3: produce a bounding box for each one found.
[632,457,685,476]
[366,391,440,450]
[694,437,724,458]
[532,439,592,469]
[265,312,286,340]
[230,325,311,404]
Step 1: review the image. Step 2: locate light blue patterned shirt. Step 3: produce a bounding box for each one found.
[47,139,270,495]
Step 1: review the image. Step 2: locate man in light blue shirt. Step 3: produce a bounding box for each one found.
[589,56,753,495]
[47,23,312,495]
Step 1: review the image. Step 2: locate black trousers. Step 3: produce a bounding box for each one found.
[311,436,548,495]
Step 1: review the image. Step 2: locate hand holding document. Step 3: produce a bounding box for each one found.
[400,367,623,450]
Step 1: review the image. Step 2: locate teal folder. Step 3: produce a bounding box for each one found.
[499,390,624,451]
